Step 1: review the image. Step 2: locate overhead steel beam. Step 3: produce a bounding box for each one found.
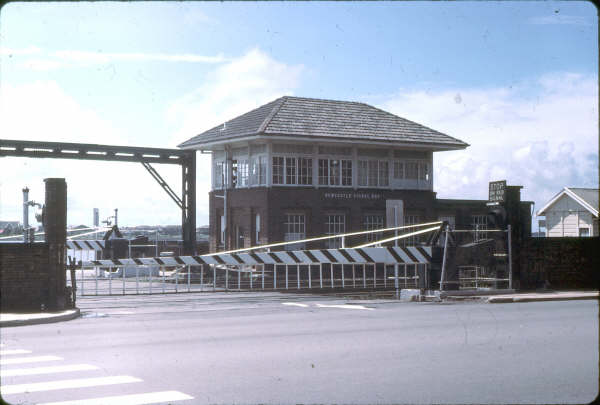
[1,138,197,255]
[0,139,186,165]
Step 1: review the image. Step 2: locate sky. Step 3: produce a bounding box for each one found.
[0,1,597,231]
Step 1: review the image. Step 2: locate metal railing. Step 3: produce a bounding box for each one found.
[458,266,510,290]
[68,263,423,296]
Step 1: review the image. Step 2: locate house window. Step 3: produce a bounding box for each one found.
[272,157,284,185]
[325,214,345,248]
[359,160,389,187]
[214,161,224,189]
[364,214,385,242]
[284,214,305,250]
[341,160,352,186]
[393,161,404,179]
[419,162,429,181]
[319,159,351,186]
[579,228,590,237]
[274,156,312,185]
[471,215,488,240]
[250,156,267,186]
[405,162,419,180]
[285,157,297,185]
[298,158,313,185]
[237,160,249,187]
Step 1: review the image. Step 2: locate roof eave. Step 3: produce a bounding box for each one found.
[179,132,468,151]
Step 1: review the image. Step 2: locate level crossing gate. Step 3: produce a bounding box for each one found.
[71,246,432,296]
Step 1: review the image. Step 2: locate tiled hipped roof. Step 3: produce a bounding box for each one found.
[178,96,469,150]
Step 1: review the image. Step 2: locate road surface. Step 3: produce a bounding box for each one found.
[1,292,597,404]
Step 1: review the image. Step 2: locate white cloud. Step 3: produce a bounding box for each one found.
[1,49,304,227]
[2,47,228,71]
[0,81,182,226]
[166,48,304,223]
[378,72,598,229]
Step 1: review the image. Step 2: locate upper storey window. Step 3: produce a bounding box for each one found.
[358,160,388,187]
[318,159,352,186]
[273,156,312,185]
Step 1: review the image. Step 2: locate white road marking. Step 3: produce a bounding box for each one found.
[0,349,32,355]
[38,390,194,405]
[282,302,309,307]
[1,375,142,395]
[316,304,374,311]
[0,355,62,365]
[1,364,99,377]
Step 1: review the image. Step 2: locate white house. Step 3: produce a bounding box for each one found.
[537,187,599,237]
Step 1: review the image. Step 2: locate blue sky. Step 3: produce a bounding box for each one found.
[0,1,597,230]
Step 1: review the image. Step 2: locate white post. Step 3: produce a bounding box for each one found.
[274,265,277,290]
[136,266,139,294]
[330,265,334,288]
[508,224,513,290]
[297,266,300,289]
[286,265,289,290]
[353,265,356,288]
[319,264,323,289]
[394,264,399,299]
[440,224,449,291]
[341,265,345,288]
[213,265,216,292]
[373,265,377,288]
[262,265,265,290]
[363,264,366,288]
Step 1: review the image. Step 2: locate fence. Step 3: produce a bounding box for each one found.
[71,245,431,296]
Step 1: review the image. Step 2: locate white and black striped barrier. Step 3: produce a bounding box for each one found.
[82,246,432,268]
[67,240,106,250]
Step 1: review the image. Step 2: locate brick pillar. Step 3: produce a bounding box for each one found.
[44,178,67,310]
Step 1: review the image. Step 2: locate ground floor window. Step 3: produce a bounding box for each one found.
[325,214,345,248]
[364,214,385,243]
[284,213,305,250]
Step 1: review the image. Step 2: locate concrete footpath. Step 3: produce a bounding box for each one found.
[485,291,598,303]
[0,308,80,327]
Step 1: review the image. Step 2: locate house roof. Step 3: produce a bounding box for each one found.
[178,96,469,151]
[537,187,599,217]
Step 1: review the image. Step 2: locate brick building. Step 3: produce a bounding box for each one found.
[178,96,529,252]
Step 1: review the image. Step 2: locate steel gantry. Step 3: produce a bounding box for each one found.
[0,139,196,255]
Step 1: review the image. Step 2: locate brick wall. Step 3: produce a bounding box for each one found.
[519,237,600,290]
[1,243,50,311]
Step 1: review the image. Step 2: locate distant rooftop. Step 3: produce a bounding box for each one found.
[178,96,469,151]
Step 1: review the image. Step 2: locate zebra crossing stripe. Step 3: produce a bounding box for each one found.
[1,356,62,365]
[82,246,432,268]
[1,375,142,394]
[1,364,99,377]
[38,390,194,405]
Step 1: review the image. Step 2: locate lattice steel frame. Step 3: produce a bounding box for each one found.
[0,139,196,255]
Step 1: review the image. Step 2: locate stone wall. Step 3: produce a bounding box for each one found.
[0,243,50,311]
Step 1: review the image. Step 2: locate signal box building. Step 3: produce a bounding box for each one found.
[178,96,530,252]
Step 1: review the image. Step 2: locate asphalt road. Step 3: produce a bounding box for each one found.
[1,292,597,404]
